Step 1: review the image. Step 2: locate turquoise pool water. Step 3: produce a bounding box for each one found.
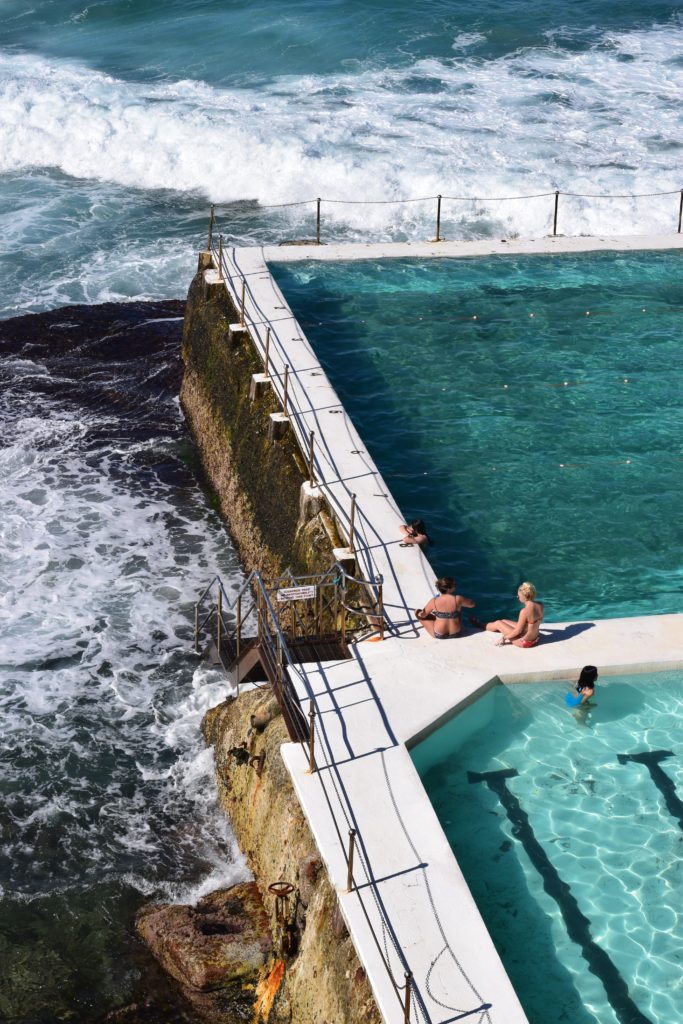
[271,251,683,621]
[412,671,683,1024]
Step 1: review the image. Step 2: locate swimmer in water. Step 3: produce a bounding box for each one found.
[564,665,598,707]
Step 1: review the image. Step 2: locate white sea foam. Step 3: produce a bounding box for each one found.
[0,361,247,901]
[0,22,681,241]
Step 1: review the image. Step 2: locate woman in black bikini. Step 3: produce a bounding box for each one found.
[416,576,476,639]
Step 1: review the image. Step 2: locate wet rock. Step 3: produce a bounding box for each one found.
[135,882,272,994]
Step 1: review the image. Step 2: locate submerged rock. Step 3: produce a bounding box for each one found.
[136,882,272,1003]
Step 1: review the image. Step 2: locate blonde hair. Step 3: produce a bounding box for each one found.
[518,581,537,600]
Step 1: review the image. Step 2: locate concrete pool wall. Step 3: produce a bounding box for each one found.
[203,234,683,1024]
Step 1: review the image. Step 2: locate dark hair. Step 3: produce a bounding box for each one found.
[408,519,433,545]
[435,576,456,594]
[577,665,598,692]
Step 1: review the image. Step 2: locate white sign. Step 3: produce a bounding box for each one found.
[276,585,317,602]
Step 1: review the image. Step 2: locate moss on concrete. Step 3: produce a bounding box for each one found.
[180,263,335,578]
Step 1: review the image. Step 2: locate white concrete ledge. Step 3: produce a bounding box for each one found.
[210,238,682,1024]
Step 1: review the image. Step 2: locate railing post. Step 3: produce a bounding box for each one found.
[194,603,199,653]
[257,588,264,644]
[236,594,242,659]
[340,584,347,645]
[552,190,559,236]
[435,194,442,242]
[207,204,215,251]
[217,234,223,281]
[346,828,356,892]
[678,189,683,234]
[240,278,246,326]
[316,197,321,244]
[376,577,384,640]
[307,700,316,774]
[348,493,356,553]
[308,430,316,485]
[264,326,271,378]
[403,973,413,1023]
[216,584,222,658]
[282,364,289,416]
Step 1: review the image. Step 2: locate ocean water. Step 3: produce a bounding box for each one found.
[1,1,683,316]
[0,305,247,1021]
[412,671,683,1024]
[271,251,683,621]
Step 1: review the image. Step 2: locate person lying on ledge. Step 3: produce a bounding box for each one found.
[415,576,475,639]
[399,519,431,548]
[485,582,544,647]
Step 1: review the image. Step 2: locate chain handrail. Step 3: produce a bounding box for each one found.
[194,570,447,1022]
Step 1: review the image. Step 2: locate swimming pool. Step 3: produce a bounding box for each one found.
[270,251,683,621]
[411,671,683,1024]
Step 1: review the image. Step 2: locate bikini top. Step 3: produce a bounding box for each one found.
[433,597,461,619]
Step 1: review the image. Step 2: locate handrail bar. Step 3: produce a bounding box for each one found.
[193,573,417,1017]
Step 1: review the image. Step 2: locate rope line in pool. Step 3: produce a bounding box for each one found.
[617,751,683,832]
[467,767,653,1024]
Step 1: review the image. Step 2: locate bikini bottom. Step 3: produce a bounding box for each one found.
[520,636,539,648]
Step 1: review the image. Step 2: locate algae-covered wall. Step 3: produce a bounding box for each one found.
[180,260,340,579]
[203,690,382,1024]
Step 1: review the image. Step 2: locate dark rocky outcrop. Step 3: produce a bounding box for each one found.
[135,882,273,1022]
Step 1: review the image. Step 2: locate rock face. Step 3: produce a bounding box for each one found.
[202,690,382,1024]
[135,883,272,1015]
[179,262,340,580]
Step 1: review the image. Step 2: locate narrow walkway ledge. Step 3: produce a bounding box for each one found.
[208,238,683,1024]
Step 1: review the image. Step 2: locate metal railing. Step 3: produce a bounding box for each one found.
[193,567,488,1022]
[206,186,683,247]
[206,241,402,612]
[194,562,384,673]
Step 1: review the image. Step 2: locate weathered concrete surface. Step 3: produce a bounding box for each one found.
[202,689,382,1024]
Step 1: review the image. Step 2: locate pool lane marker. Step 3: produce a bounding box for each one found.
[467,768,652,1024]
[617,750,683,831]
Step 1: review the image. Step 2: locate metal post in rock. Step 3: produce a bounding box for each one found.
[552,190,560,236]
[678,189,683,234]
[207,204,215,251]
[316,198,321,244]
[435,194,442,242]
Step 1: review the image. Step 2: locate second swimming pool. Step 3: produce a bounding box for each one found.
[411,671,683,1024]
